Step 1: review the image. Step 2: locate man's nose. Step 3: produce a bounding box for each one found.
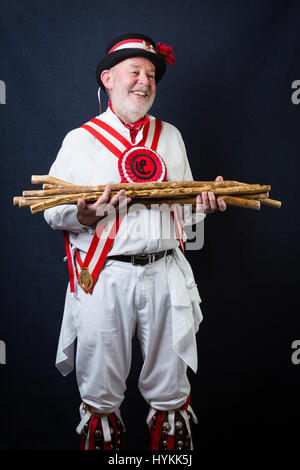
[137,72,150,86]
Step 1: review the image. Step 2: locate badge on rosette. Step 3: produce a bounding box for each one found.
[118,146,167,183]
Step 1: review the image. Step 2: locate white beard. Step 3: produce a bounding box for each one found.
[110,87,155,123]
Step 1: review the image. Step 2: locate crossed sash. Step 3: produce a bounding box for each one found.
[64,116,184,294]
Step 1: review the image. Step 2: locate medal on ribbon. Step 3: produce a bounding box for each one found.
[78,267,94,292]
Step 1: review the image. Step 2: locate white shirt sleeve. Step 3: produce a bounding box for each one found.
[43,132,91,233]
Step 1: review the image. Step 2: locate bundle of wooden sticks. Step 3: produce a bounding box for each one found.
[13,175,282,214]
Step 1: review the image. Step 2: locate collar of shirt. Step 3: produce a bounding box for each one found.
[108,99,150,144]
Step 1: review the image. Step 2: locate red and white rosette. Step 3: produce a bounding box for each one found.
[118,146,167,183]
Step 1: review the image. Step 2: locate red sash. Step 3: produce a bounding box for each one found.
[81,117,167,183]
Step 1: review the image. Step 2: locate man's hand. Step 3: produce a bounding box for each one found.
[77,185,131,227]
[196,175,227,214]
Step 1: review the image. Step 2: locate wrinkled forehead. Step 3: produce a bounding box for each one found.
[113,56,156,73]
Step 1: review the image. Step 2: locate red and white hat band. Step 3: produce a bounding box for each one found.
[108,39,157,55]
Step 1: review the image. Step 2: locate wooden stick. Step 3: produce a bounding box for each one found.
[24,186,212,197]
[18,196,54,207]
[27,187,268,212]
[13,189,269,207]
[239,192,268,200]
[43,184,57,189]
[86,196,262,211]
[23,183,269,199]
[259,198,282,209]
[221,195,260,210]
[31,177,252,191]
[16,190,268,209]
[13,197,22,207]
[30,193,262,214]
[30,193,90,213]
[31,175,74,186]
[14,195,53,207]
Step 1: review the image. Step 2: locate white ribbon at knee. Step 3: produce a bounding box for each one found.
[168,410,175,436]
[114,408,126,431]
[76,403,91,435]
[84,427,90,450]
[187,404,198,423]
[101,416,111,443]
[146,407,157,427]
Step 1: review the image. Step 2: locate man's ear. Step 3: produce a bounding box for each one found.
[101,70,112,91]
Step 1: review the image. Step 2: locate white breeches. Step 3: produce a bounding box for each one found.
[75,254,191,414]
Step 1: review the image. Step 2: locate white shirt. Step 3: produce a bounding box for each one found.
[44,107,198,255]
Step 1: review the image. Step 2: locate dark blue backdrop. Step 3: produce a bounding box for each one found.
[1,0,299,450]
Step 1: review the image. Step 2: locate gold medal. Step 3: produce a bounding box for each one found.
[78,267,94,292]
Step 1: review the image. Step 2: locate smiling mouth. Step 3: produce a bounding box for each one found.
[131,91,148,97]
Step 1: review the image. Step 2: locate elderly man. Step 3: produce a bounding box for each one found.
[44,33,226,451]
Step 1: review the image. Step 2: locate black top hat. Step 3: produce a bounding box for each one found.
[96,33,168,91]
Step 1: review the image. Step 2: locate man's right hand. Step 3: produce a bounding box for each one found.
[77,184,131,227]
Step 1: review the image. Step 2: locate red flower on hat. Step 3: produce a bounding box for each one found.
[156,42,176,65]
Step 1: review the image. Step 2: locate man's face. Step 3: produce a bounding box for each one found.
[107,57,156,123]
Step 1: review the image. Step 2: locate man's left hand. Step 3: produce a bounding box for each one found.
[196,175,227,214]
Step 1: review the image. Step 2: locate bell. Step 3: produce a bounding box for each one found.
[175,420,183,430]
[162,440,168,447]
[83,423,89,433]
[95,429,102,441]
[162,422,171,432]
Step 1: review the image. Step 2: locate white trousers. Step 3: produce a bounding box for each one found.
[75,254,191,414]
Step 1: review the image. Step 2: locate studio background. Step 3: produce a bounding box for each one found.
[1,0,299,450]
